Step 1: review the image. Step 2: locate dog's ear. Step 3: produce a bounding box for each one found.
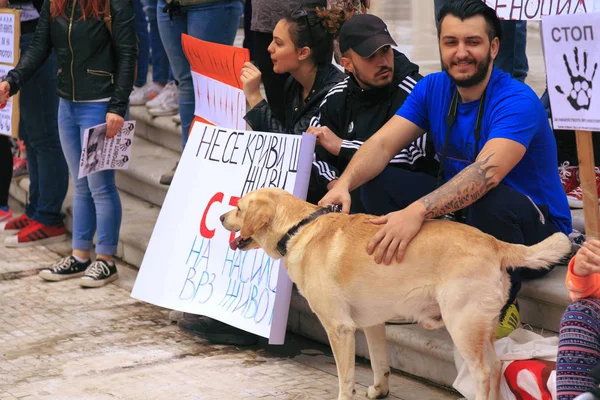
[240,198,274,239]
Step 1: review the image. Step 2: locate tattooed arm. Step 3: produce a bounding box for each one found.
[366,138,527,265]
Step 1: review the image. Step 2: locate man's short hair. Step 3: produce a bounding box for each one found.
[436,0,503,42]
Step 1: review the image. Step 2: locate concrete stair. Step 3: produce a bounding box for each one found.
[8,103,577,390]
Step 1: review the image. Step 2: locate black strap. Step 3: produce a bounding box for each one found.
[276,205,341,256]
[436,88,487,187]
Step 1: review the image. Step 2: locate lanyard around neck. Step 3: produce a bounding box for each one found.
[436,87,487,187]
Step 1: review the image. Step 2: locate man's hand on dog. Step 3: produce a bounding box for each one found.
[319,182,351,213]
[307,126,342,156]
[368,203,426,265]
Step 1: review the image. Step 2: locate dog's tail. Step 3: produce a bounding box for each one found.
[499,232,572,271]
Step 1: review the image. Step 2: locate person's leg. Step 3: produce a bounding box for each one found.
[0,135,12,217]
[18,34,68,228]
[253,31,288,125]
[57,99,97,255]
[242,0,255,60]
[73,102,122,260]
[145,0,172,84]
[360,166,437,216]
[464,184,560,337]
[133,0,150,88]
[494,20,528,83]
[557,298,600,400]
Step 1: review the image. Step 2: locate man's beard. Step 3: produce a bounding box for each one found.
[353,65,394,89]
[442,50,492,88]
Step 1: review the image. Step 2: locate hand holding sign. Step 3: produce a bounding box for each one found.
[0,81,9,104]
[555,47,598,111]
[241,62,263,108]
[106,112,124,138]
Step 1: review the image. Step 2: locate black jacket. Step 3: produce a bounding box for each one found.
[244,63,346,135]
[311,50,438,189]
[5,0,137,117]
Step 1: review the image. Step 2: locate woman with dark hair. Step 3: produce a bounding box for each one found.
[0,0,137,287]
[240,6,349,135]
[176,6,352,347]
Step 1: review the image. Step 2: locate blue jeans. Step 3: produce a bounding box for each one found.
[57,100,122,255]
[143,0,173,84]
[134,0,150,87]
[19,32,69,227]
[157,0,243,149]
[434,0,529,82]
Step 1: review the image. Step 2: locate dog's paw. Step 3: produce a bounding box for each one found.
[366,385,389,399]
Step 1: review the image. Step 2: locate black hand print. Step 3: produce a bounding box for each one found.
[118,139,132,152]
[114,155,129,167]
[556,47,598,111]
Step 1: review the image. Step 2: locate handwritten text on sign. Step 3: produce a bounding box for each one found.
[483,0,599,20]
[0,13,15,64]
[131,122,312,343]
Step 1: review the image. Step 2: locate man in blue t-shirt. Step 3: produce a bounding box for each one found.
[320,0,571,339]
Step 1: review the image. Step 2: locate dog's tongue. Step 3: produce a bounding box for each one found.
[230,235,243,251]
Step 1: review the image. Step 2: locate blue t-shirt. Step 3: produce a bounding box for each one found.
[396,67,572,234]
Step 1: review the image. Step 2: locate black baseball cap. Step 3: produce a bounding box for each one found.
[339,14,397,57]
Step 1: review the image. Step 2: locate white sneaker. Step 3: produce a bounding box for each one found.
[130,82,164,106]
[146,81,177,109]
[148,85,179,116]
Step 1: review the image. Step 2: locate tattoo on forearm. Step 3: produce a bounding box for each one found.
[419,152,498,219]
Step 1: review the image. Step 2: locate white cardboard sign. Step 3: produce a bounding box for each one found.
[131,122,315,344]
[542,12,600,131]
[484,0,600,20]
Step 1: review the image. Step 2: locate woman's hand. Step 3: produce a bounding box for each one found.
[106,112,124,138]
[241,62,264,108]
[0,81,11,104]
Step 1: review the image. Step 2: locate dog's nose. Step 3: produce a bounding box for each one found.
[219,214,225,222]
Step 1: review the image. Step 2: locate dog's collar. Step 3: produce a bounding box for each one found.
[276,205,341,256]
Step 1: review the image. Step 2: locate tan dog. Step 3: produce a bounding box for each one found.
[220,188,571,400]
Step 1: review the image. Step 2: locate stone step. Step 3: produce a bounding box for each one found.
[115,136,180,207]
[9,176,160,268]
[130,105,182,154]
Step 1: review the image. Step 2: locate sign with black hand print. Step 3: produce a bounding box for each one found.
[78,120,136,178]
[542,13,600,130]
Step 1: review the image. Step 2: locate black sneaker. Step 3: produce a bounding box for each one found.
[78,260,119,288]
[39,256,91,281]
[178,314,259,346]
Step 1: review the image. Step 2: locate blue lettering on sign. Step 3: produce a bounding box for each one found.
[218,245,278,325]
[179,235,215,303]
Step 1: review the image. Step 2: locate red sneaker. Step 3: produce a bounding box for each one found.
[559,161,579,194]
[0,213,31,234]
[0,207,12,223]
[4,221,67,248]
[567,167,600,209]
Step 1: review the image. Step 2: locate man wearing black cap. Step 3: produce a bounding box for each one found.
[308,14,437,209]
[320,0,571,339]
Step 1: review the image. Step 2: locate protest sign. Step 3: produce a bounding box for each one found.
[542,13,600,131]
[78,121,136,179]
[542,12,600,237]
[483,0,599,20]
[0,8,20,137]
[131,121,316,344]
[182,34,249,130]
[0,64,19,137]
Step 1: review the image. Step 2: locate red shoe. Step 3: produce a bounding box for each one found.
[0,207,12,223]
[0,213,31,234]
[567,167,600,209]
[559,161,579,194]
[4,220,67,248]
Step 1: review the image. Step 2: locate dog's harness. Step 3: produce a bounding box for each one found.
[276,205,341,256]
